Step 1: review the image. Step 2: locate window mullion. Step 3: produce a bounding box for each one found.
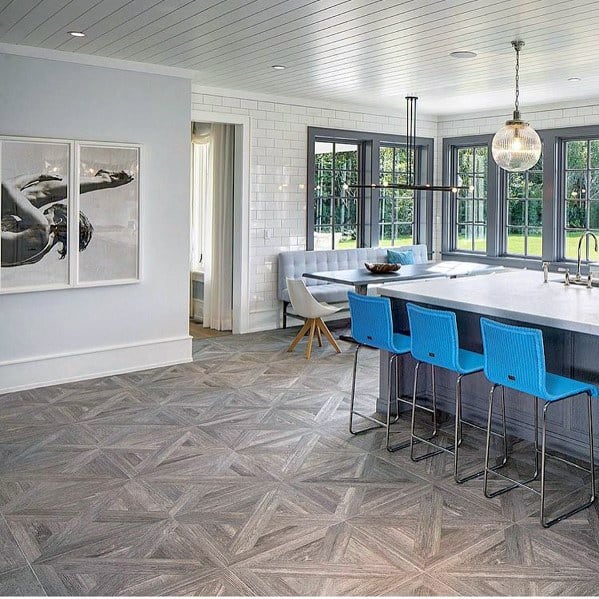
[486,149,499,257]
[367,139,378,248]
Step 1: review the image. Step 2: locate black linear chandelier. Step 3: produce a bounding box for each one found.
[346,96,472,194]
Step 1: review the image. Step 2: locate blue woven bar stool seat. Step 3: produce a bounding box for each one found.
[480,317,597,527]
[543,373,596,401]
[406,303,507,483]
[347,292,412,451]
[457,349,486,374]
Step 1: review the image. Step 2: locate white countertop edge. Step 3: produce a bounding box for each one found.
[375,272,599,337]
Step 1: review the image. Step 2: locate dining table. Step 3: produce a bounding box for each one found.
[302,260,503,295]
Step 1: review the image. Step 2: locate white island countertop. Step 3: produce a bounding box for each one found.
[377,268,599,336]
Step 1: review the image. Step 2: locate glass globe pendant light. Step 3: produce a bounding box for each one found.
[492,40,541,172]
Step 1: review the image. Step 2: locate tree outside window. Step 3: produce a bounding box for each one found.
[506,154,543,257]
[454,146,488,252]
[378,145,415,247]
[308,127,433,251]
[564,139,599,261]
[313,141,358,250]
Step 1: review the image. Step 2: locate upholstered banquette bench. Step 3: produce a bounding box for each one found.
[277,244,428,327]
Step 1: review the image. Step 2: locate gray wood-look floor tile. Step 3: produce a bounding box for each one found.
[1,329,598,595]
[0,517,28,574]
[0,567,45,596]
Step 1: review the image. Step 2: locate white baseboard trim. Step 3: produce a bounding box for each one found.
[0,335,193,394]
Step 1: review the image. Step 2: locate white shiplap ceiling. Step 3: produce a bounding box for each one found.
[1,0,599,115]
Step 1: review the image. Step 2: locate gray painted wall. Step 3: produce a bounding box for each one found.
[0,53,192,390]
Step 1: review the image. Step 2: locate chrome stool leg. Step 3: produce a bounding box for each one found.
[540,392,596,527]
[350,346,409,449]
[410,363,452,462]
[431,364,438,436]
[386,353,409,452]
[533,395,540,479]
[455,377,508,484]
[349,344,385,435]
[483,385,517,497]
[485,388,596,526]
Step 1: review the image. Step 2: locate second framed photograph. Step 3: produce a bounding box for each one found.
[77,143,140,284]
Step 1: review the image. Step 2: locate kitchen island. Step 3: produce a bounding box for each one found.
[376,268,599,460]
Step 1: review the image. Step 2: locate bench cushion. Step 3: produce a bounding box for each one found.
[388,248,415,265]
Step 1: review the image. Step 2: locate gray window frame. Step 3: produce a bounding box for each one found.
[307,127,434,251]
[442,134,500,258]
[442,124,599,270]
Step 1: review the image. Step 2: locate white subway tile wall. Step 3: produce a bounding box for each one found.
[192,87,436,329]
[192,87,599,329]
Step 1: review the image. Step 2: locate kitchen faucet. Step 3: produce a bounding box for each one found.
[576,231,599,281]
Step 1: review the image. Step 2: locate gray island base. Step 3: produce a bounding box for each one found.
[376,269,599,462]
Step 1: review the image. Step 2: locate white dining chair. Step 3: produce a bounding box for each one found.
[286,277,342,359]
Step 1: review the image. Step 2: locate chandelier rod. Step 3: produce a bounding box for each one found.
[346,96,471,193]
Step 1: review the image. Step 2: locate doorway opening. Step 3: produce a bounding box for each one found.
[189,121,237,339]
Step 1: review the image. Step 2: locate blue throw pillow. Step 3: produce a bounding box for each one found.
[387,249,415,265]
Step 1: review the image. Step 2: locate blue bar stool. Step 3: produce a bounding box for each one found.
[348,292,414,452]
[480,317,597,527]
[406,303,508,482]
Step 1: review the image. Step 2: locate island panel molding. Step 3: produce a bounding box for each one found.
[0,135,141,294]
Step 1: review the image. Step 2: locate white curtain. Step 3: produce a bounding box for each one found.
[201,123,234,331]
[190,135,211,272]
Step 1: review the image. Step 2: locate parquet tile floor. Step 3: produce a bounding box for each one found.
[1,328,598,595]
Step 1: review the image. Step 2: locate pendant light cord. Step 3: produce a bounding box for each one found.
[514,44,520,114]
[406,96,417,187]
[512,40,524,118]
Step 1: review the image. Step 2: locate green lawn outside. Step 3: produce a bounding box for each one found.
[337,237,419,249]
[337,232,599,261]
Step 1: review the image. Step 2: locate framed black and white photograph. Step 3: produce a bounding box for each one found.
[0,136,141,294]
[0,137,72,292]
[77,143,140,284]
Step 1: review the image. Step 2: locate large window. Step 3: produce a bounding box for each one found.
[505,155,543,257]
[307,127,434,251]
[443,125,599,267]
[563,139,599,261]
[379,145,415,247]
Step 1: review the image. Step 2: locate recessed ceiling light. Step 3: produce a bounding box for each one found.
[568,76,582,82]
[272,64,286,70]
[450,51,477,59]
[68,31,86,37]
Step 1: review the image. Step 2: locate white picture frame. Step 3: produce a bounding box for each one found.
[76,142,140,286]
[0,135,141,294]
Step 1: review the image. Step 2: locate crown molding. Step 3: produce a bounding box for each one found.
[0,42,195,79]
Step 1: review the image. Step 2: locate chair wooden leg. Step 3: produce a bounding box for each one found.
[316,325,323,347]
[317,318,341,353]
[305,319,317,359]
[287,320,311,353]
